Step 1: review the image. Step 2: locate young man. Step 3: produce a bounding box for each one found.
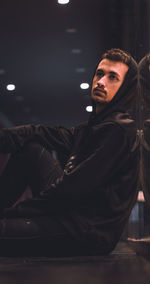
[0,49,139,256]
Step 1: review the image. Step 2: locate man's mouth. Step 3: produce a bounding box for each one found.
[93,88,106,97]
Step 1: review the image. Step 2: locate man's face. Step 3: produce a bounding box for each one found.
[91,59,129,106]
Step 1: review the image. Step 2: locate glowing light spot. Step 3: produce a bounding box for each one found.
[80,83,89,90]
[137,191,145,202]
[86,106,93,112]
[6,84,16,91]
[58,0,69,4]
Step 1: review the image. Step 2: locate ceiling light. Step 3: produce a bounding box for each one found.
[66,28,77,34]
[0,69,5,75]
[80,83,89,89]
[71,49,82,54]
[76,68,86,73]
[86,106,93,112]
[6,84,16,91]
[58,0,70,4]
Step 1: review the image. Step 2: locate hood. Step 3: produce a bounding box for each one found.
[75,56,138,156]
[89,56,138,123]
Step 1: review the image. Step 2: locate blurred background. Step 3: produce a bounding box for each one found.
[0,0,148,128]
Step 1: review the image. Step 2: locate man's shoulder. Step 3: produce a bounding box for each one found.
[105,112,137,149]
[94,112,137,144]
[103,112,136,132]
[111,112,135,125]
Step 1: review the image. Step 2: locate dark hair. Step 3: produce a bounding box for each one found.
[101,48,132,67]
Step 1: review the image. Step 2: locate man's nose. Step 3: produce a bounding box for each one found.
[97,76,106,88]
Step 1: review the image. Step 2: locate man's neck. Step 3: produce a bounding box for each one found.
[95,103,106,114]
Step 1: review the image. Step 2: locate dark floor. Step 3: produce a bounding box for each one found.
[0,201,148,284]
[0,241,150,284]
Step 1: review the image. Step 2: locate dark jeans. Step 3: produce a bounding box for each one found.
[0,143,78,256]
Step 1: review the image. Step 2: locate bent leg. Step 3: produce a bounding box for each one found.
[0,142,63,209]
[0,153,29,209]
[23,142,63,195]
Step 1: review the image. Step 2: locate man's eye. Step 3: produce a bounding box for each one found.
[109,74,118,80]
[96,71,104,77]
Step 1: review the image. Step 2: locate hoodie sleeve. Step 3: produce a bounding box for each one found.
[0,124,74,155]
[39,123,131,203]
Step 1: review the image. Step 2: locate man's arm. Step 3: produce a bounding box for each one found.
[0,124,74,155]
[40,124,131,201]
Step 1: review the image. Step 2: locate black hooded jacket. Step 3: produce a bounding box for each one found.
[138,56,150,204]
[0,57,139,254]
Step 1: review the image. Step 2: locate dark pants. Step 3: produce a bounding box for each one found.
[0,143,79,256]
[0,143,63,208]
